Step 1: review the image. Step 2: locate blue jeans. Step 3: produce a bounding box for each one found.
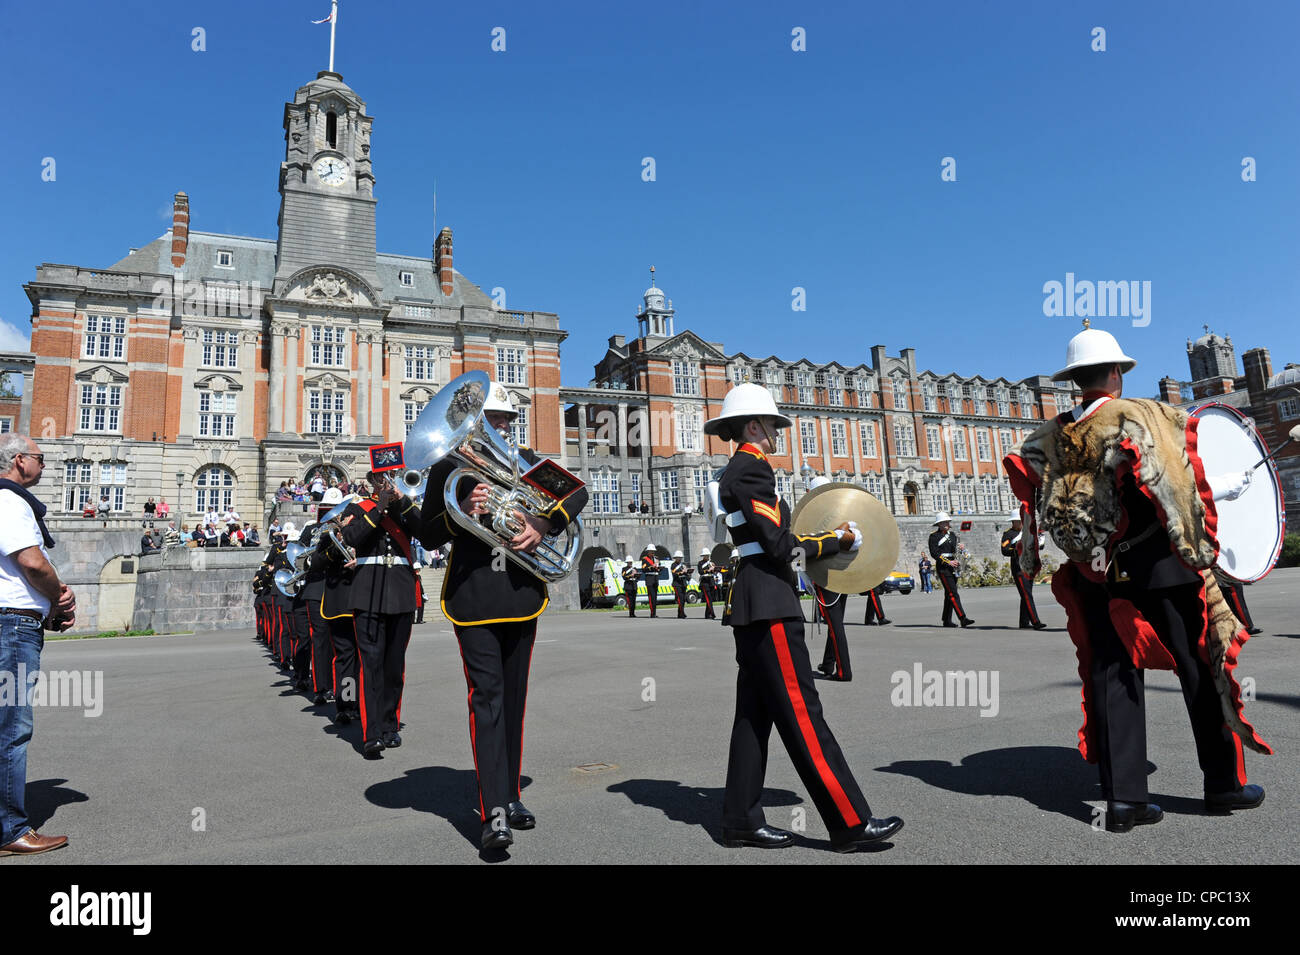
[0,614,43,845]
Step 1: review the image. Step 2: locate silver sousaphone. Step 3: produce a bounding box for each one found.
[273,499,355,597]
[402,370,583,583]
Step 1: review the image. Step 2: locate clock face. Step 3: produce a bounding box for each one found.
[313,156,349,186]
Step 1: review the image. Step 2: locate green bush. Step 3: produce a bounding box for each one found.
[1280,534,1300,568]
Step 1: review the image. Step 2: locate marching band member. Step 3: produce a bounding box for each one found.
[267,532,295,670]
[1003,323,1269,832]
[1001,511,1046,630]
[813,582,851,682]
[621,555,639,617]
[640,545,661,618]
[340,452,432,760]
[670,550,690,618]
[421,382,588,852]
[860,583,890,626]
[703,383,903,852]
[928,513,973,629]
[318,499,361,727]
[696,548,718,620]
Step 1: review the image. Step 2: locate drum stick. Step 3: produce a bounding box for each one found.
[1249,425,1300,472]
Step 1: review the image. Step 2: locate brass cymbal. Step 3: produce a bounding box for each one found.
[790,483,900,594]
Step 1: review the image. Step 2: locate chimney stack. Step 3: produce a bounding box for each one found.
[170,192,189,268]
[434,227,454,296]
[1158,376,1183,404]
[1242,347,1273,398]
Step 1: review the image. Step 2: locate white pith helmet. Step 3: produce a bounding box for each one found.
[322,487,343,505]
[703,383,793,437]
[283,522,297,537]
[699,547,709,556]
[413,562,422,571]
[933,512,951,525]
[1008,510,1022,524]
[1053,320,1137,380]
[624,555,633,563]
[808,475,832,491]
[643,544,656,553]
[673,550,683,559]
[482,381,518,418]
[731,548,739,559]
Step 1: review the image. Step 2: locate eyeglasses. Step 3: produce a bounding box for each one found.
[19,453,45,465]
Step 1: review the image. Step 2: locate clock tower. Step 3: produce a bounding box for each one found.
[273,70,380,294]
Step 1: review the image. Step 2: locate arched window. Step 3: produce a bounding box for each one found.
[326,111,337,148]
[194,465,236,513]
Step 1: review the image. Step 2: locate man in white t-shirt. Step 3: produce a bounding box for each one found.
[0,434,75,857]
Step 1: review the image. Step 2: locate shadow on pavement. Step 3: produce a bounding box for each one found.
[365,767,533,853]
[24,778,90,831]
[877,746,1121,824]
[606,778,801,844]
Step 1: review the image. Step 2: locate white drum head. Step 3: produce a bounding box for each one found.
[1189,403,1286,582]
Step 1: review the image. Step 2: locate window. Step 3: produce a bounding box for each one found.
[976,477,997,513]
[929,478,949,514]
[85,315,126,360]
[198,391,236,437]
[892,378,908,409]
[194,465,235,514]
[827,374,844,406]
[404,304,432,318]
[630,472,642,508]
[961,383,972,399]
[310,325,347,367]
[403,400,427,437]
[657,470,680,512]
[893,420,916,457]
[308,389,346,434]
[860,421,878,458]
[996,387,1009,417]
[99,461,128,511]
[923,381,937,412]
[775,472,793,505]
[79,383,123,432]
[731,364,750,385]
[399,270,414,287]
[864,473,884,499]
[800,420,818,456]
[496,346,527,385]
[937,382,949,400]
[673,360,700,396]
[201,329,239,368]
[1018,386,1033,407]
[1280,398,1300,420]
[508,407,529,447]
[774,429,788,455]
[404,345,437,381]
[784,370,796,385]
[926,424,942,459]
[676,405,702,452]
[216,250,233,268]
[953,477,975,514]
[830,421,847,456]
[974,384,987,402]
[999,429,1014,455]
[326,111,337,148]
[976,430,992,462]
[951,429,967,460]
[591,470,620,514]
[0,418,10,434]
[796,371,814,404]
[64,460,93,512]
[692,467,710,510]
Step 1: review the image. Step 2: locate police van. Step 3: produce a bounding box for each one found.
[589,557,701,609]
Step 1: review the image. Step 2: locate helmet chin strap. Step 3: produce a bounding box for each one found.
[757,418,776,450]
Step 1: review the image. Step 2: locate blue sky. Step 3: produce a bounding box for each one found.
[2,0,1296,392]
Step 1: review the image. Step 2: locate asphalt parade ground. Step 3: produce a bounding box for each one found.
[18,570,1300,866]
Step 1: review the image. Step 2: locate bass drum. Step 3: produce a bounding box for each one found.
[1188,402,1286,582]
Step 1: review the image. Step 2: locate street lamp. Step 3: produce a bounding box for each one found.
[175,471,185,513]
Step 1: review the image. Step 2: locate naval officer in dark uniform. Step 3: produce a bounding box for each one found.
[620,556,639,617]
[929,513,973,628]
[1000,511,1046,630]
[421,382,588,853]
[340,457,431,760]
[640,545,661,618]
[697,549,718,619]
[704,384,903,852]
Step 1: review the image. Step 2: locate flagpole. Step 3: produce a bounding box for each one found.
[329,0,338,72]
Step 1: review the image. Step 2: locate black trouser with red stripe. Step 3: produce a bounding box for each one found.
[326,612,360,720]
[937,568,968,624]
[644,576,658,617]
[305,598,335,695]
[862,588,886,625]
[702,582,717,619]
[352,611,413,745]
[454,620,537,825]
[625,584,638,617]
[1220,578,1257,632]
[274,596,293,664]
[724,616,872,837]
[1013,571,1041,627]
[292,596,313,684]
[1080,579,1245,802]
[674,582,688,618]
[814,586,851,681]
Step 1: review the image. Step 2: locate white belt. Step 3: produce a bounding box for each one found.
[725,511,746,527]
[355,556,410,567]
[736,542,764,558]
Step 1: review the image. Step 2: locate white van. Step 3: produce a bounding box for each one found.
[589,557,700,609]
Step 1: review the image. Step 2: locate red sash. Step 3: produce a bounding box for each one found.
[357,498,422,605]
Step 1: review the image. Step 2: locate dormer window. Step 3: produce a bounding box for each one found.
[399,271,414,287]
[216,250,234,268]
[326,111,338,149]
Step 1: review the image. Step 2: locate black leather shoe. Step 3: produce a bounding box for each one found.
[1246,627,1263,635]
[1105,801,1163,832]
[363,740,384,760]
[334,710,352,725]
[1032,622,1048,630]
[817,663,836,677]
[832,816,904,851]
[722,825,794,848]
[1205,784,1265,814]
[312,693,327,706]
[878,618,892,625]
[960,618,975,628]
[943,622,959,628]
[507,801,536,830]
[382,731,402,749]
[481,823,514,851]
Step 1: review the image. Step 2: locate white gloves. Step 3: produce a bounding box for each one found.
[834,521,864,553]
[1208,470,1253,502]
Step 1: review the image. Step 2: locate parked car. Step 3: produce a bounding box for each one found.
[880,571,915,595]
